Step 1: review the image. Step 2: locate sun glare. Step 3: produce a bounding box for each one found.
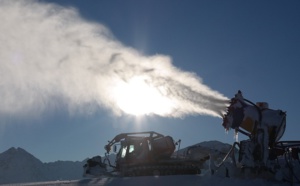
[113,76,175,116]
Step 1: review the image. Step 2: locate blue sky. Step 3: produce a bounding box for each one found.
[0,0,300,162]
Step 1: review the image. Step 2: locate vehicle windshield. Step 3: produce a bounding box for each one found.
[120,146,127,158]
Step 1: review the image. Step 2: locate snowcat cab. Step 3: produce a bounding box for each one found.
[109,132,175,172]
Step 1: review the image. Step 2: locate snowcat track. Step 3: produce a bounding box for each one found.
[121,164,201,177]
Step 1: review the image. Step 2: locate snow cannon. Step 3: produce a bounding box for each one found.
[222,90,286,145]
[218,91,300,183]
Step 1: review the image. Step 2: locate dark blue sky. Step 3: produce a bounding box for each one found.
[1,0,300,162]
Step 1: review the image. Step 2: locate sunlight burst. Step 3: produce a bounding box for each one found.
[113,76,175,116]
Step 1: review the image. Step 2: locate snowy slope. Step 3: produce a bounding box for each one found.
[1,174,296,186]
[176,140,233,156]
[175,140,234,165]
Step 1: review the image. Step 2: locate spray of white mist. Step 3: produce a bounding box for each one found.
[0,0,229,119]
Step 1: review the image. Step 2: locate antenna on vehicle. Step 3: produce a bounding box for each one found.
[175,139,181,158]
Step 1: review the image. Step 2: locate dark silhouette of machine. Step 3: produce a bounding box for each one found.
[84,131,206,177]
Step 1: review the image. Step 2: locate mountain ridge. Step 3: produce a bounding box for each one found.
[0,147,85,184]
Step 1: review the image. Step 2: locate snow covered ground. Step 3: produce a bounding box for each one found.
[1,174,297,186]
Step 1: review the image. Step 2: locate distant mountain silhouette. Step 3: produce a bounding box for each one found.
[0,147,85,184]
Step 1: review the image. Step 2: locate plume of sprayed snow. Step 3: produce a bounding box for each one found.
[0,0,229,119]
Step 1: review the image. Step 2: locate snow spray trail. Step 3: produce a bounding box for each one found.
[0,0,229,118]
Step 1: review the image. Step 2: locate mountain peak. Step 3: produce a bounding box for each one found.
[5,147,27,153]
[0,147,43,165]
[2,146,31,155]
